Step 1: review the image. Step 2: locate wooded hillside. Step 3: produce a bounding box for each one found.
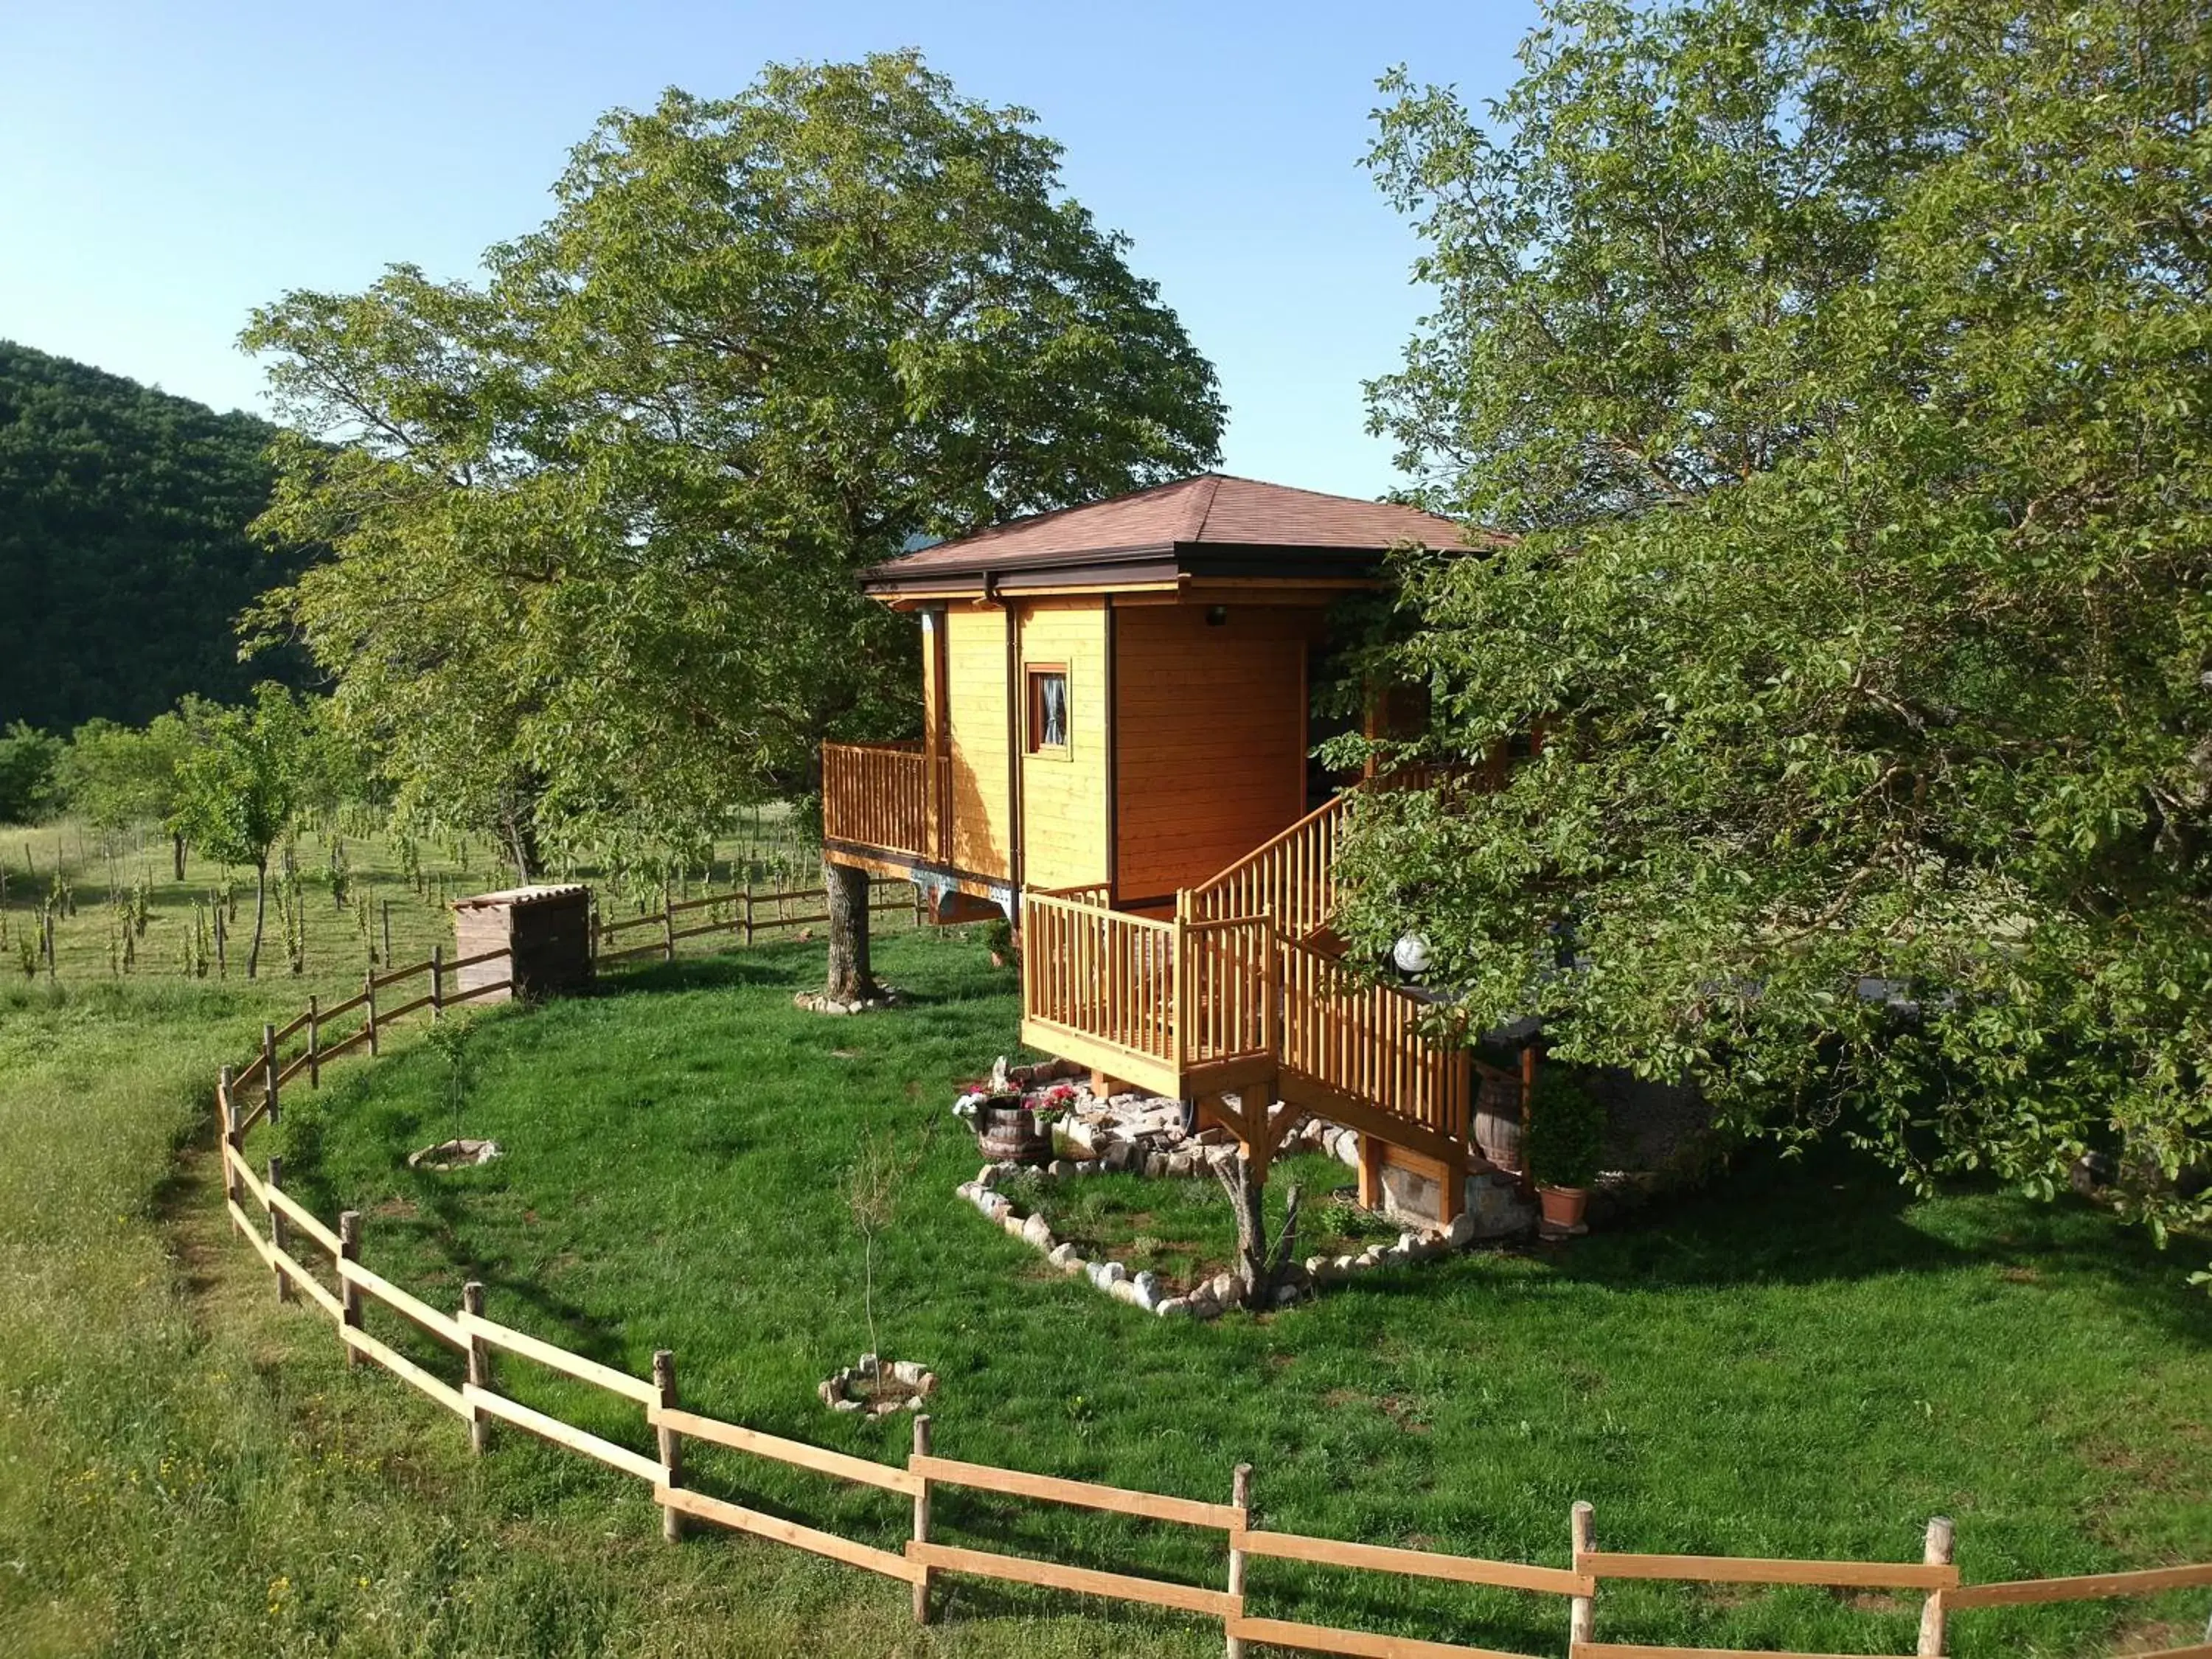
[0,340,310,729]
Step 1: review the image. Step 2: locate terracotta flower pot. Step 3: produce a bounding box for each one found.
[1537,1185,1589,1228]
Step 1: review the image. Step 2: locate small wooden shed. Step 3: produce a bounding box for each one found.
[451,884,594,1003]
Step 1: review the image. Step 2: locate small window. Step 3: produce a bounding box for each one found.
[1027,666,1069,753]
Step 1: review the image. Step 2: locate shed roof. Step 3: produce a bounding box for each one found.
[863,474,1498,595]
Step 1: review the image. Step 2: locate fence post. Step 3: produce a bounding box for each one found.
[742,886,754,946]
[338,1211,363,1362]
[1571,1501,1596,1649]
[431,945,443,1018]
[218,1065,242,1206]
[268,1155,293,1304]
[911,1413,934,1624]
[262,1023,281,1125]
[462,1281,491,1453]
[662,891,675,962]
[654,1349,684,1543]
[1226,1461,1253,1658]
[380,899,392,966]
[364,970,380,1057]
[1916,1515,1955,1658]
[307,995,321,1088]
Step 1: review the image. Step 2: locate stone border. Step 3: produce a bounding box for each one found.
[956,1149,1505,1319]
[793,985,907,1016]
[819,1354,937,1415]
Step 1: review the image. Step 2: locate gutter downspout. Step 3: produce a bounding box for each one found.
[984,572,1023,904]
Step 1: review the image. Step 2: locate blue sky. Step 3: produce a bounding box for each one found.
[0,1,1540,498]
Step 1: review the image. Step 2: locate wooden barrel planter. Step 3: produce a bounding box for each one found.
[1473,1068,1526,1172]
[975,1101,1051,1165]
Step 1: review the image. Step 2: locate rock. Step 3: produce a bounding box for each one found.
[1156,1296,1190,1318]
[1087,1259,1127,1290]
[856,1353,879,1377]
[1109,1278,1145,1306]
[904,1394,925,1411]
[1048,1242,1082,1271]
[1446,1210,1478,1248]
[1143,1152,1168,1179]
[1271,1282,1302,1307]
[1206,1270,1241,1307]
[1001,1211,1029,1237]
[831,1396,863,1412]
[1021,1214,1055,1251]
[891,1359,926,1385]
[1047,1158,1077,1180]
[1131,1270,1161,1310]
[1076,1160,1102,1177]
[1102,1140,1135,1173]
[975,1165,1000,1190]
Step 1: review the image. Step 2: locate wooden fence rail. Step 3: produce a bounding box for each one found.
[209,955,2212,1659]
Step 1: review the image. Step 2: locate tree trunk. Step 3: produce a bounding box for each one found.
[1214,1150,1301,1310]
[824,855,879,1004]
[171,831,186,883]
[247,858,268,979]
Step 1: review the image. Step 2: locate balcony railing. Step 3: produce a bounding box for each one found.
[822,741,950,865]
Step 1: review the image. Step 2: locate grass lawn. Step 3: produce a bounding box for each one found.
[243,928,2212,1658]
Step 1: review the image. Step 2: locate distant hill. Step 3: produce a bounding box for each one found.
[0,340,313,731]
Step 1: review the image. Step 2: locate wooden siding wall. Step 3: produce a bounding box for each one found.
[1017,599,1110,890]
[945,603,1011,880]
[1113,604,1314,903]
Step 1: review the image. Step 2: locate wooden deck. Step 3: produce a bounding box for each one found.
[826,745,1484,1199]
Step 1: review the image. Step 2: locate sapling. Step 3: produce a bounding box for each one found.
[425,1020,472,1154]
[838,1117,939,1391]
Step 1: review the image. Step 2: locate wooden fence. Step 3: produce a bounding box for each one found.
[591,877,916,966]
[210,975,2212,1658]
[219,878,917,1124]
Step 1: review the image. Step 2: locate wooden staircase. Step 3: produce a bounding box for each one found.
[1020,779,1489,1217]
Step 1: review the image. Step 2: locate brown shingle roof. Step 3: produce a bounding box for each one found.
[864,474,1495,590]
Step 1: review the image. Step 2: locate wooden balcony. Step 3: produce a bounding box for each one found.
[822,740,951,867]
[1020,891,1279,1100]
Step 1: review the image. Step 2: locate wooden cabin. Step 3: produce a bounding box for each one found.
[823,474,1514,1221]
